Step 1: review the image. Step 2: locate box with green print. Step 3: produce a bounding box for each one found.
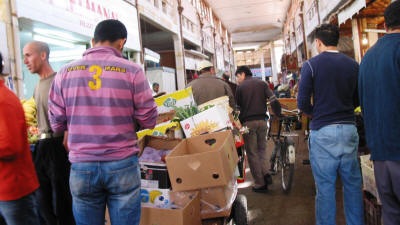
[154,87,196,113]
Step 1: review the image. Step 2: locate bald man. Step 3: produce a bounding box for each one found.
[23,42,75,225]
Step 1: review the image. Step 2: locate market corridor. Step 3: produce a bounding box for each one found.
[239,132,346,225]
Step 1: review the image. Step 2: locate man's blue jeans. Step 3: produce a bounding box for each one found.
[69,154,141,225]
[309,124,364,225]
[0,192,40,225]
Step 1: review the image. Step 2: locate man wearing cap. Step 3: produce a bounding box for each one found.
[187,60,235,108]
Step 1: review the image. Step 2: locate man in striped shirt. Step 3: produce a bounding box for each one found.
[48,19,157,225]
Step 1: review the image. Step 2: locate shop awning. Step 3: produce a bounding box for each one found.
[338,0,366,25]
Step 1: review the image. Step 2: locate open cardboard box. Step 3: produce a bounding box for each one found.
[138,136,182,189]
[156,110,176,125]
[140,191,201,225]
[165,130,239,192]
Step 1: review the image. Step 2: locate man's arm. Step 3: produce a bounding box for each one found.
[265,84,281,116]
[133,68,158,130]
[48,72,68,133]
[297,62,314,116]
[235,85,242,111]
[224,82,235,108]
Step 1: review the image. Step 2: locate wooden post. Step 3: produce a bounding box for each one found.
[300,2,309,60]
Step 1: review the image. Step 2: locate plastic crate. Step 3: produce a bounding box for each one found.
[364,190,382,225]
[360,155,381,204]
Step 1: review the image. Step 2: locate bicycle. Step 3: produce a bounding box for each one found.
[267,108,300,194]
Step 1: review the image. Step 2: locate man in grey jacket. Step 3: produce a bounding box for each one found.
[186,60,234,108]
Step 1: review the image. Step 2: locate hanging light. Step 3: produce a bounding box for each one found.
[362,34,368,46]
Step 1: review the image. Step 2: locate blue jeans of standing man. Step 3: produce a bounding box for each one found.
[309,124,364,225]
[69,154,141,225]
[0,192,40,225]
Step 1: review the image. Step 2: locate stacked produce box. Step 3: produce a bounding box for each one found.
[136,89,243,225]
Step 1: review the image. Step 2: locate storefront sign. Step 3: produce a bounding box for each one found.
[16,0,141,51]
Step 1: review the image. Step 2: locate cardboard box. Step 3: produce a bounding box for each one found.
[200,183,236,219]
[154,87,195,113]
[360,154,381,204]
[138,136,182,189]
[140,192,201,225]
[180,105,231,138]
[141,188,171,208]
[156,111,176,125]
[165,131,239,191]
[136,121,183,139]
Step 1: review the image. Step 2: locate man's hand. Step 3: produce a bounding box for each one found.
[63,131,69,152]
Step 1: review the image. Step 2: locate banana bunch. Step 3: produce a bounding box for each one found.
[149,190,162,203]
[21,97,37,127]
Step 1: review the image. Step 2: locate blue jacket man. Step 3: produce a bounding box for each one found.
[298,24,364,225]
[359,1,400,224]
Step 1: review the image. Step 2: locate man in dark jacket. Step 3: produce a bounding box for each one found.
[359,2,400,224]
[235,66,281,193]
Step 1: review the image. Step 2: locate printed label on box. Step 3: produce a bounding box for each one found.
[140,188,170,208]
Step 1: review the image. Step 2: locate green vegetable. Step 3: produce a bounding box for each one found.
[172,104,201,121]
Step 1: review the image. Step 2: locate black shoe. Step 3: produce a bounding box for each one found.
[252,185,269,193]
[264,173,273,185]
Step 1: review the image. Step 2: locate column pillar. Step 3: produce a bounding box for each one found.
[177,0,186,86]
[173,35,186,90]
[260,50,265,81]
[351,18,362,63]
[270,41,278,84]
[3,0,23,97]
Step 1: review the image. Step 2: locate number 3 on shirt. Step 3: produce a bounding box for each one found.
[88,65,103,90]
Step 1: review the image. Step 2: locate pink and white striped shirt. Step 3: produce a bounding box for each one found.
[49,46,157,163]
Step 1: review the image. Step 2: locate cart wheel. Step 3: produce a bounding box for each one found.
[232,194,248,225]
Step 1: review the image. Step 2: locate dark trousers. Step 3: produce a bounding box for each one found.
[374,160,400,225]
[33,136,75,225]
[243,120,269,188]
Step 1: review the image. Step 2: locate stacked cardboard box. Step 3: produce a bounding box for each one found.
[166,130,239,219]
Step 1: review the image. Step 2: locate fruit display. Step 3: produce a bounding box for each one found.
[20,97,39,144]
[21,97,37,126]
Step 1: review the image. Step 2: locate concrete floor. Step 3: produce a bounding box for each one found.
[238,132,347,225]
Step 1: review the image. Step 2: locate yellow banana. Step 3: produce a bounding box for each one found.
[149,190,162,203]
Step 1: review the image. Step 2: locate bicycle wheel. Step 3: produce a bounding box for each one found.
[281,137,295,194]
